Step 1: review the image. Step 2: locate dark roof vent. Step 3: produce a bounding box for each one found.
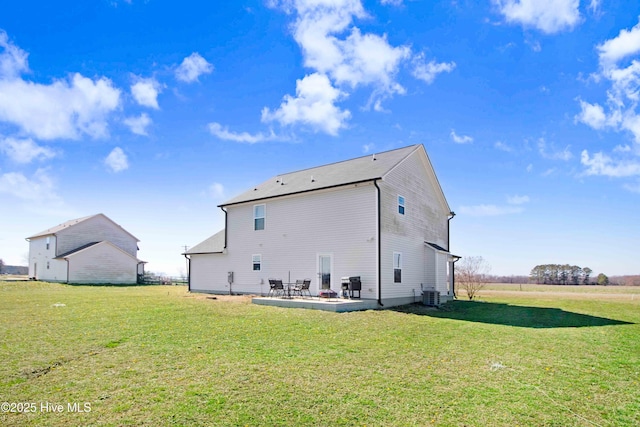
[372,153,377,161]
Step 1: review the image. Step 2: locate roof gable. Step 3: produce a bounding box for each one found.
[384,145,451,214]
[220,145,421,207]
[27,213,140,242]
[59,240,140,261]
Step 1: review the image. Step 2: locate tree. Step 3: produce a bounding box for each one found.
[597,273,609,286]
[0,258,4,274]
[456,256,491,300]
[583,267,592,285]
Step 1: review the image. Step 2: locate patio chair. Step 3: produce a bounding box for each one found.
[268,279,284,297]
[300,278,312,298]
[291,279,304,297]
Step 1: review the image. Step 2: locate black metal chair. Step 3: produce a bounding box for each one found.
[300,278,312,298]
[268,279,284,297]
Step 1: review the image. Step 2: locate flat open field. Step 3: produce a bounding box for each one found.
[1,281,638,426]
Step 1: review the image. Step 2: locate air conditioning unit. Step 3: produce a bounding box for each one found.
[422,290,440,307]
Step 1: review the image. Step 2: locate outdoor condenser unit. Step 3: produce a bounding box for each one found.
[422,290,440,307]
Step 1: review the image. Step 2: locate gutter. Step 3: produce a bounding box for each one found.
[219,178,380,208]
[374,179,383,307]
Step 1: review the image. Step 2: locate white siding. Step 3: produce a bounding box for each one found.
[379,149,450,301]
[56,215,138,257]
[67,242,137,284]
[190,183,378,298]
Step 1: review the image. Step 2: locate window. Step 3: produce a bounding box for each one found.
[46,237,50,250]
[398,195,405,215]
[393,252,402,283]
[254,204,265,230]
[252,254,262,271]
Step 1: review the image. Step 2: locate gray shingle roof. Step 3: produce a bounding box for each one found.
[220,144,422,207]
[26,213,140,241]
[184,229,225,254]
[27,214,97,239]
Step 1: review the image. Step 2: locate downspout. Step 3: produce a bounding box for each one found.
[220,206,228,249]
[65,258,70,284]
[374,180,383,307]
[447,211,455,252]
[451,256,461,299]
[183,254,191,292]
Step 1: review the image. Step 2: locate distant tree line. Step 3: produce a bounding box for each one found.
[529,264,593,285]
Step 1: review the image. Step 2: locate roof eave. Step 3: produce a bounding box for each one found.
[218,177,381,208]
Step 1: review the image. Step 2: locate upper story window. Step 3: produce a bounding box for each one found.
[252,254,262,271]
[398,195,405,215]
[46,237,50,250]
[393,252,402,283]
[254,204,265,230]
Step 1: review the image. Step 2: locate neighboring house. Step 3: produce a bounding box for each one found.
[26,214,144,284]
[184,144,457,307]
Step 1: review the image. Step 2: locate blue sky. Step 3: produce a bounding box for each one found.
[1,0,639,277]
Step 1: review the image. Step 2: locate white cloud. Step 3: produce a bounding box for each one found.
[495,141,513,152]
[105,147,129,173]
[580,150,640,177]
[209,182,225,199]
[537,138,572,161]
[597,20,640,68]
[459,204,524,216]
[175,53,214,83]
[218,0,453,137]
[0,74,121,141]
[0,31,121,141]
[507,195,530,205]
[492,0,581,34]
[123,113,152,136]
[0,31,28,79]
[0,168,61,203]
[577,18,640,150]
[131,77,162,109]
[526,163,533,172]
[380,0,403,5]
[450,129,473,144]
[575,100,607,129]
[261,73,351,135]
[412,53,456,84]
[0,136,56,163]
[208,122,276,144]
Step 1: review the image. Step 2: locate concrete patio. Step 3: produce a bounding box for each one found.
[252,296,379,312]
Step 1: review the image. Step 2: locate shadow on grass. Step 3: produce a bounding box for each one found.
[393,300,634,328]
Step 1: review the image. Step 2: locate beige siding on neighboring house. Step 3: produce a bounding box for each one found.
[56,215,138,258]
[28,236,67,282]
[67,242,137,284]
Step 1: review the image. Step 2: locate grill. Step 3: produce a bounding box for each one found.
[340,276,362,299]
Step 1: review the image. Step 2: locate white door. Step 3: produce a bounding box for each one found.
[318,254,332,292]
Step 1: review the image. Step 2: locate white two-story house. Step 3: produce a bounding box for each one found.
[26,213,144,284]
[184,144,457,308]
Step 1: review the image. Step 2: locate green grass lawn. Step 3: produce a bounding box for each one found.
[1,281,638,426]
